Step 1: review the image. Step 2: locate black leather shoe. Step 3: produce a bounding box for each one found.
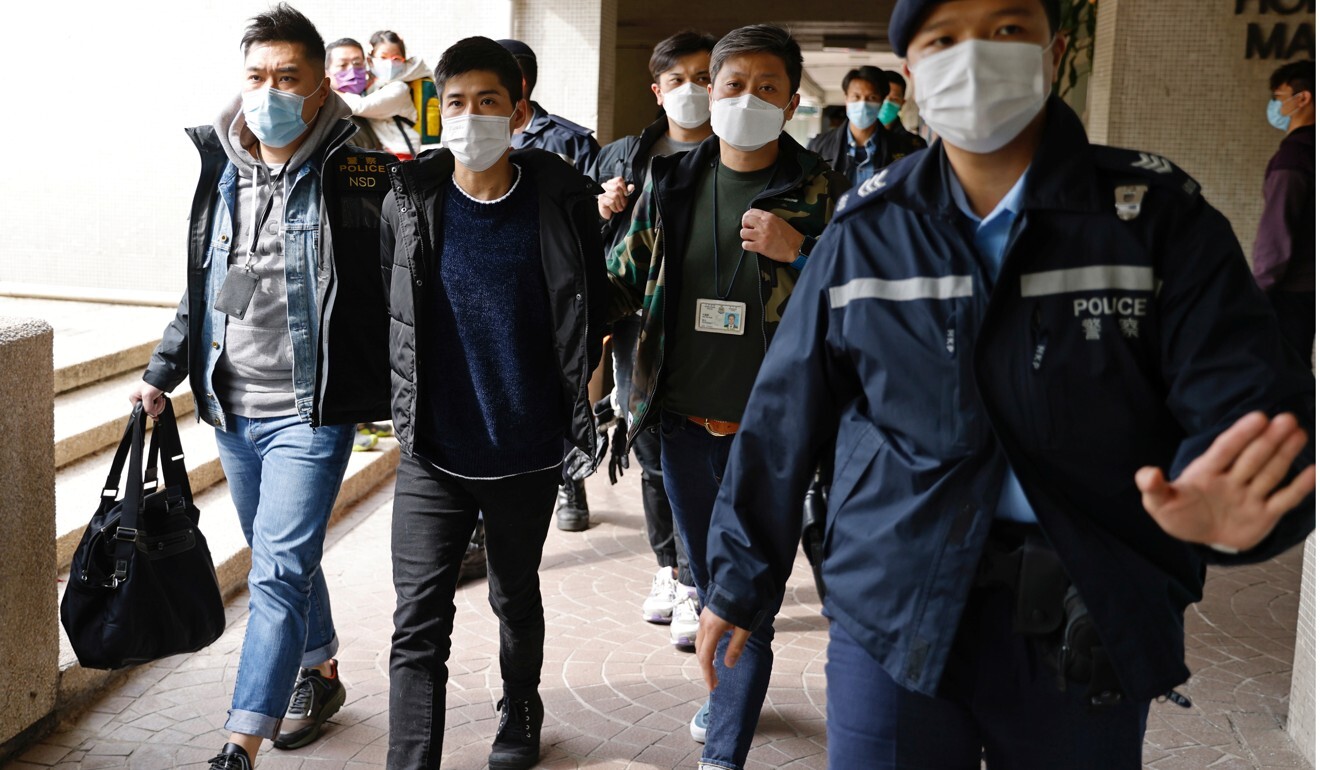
[207,743,252,770]
[489,692,543,770]
[555,479,590,531]
[272,660,346,749]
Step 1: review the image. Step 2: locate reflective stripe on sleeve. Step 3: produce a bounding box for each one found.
[828,276,974,308]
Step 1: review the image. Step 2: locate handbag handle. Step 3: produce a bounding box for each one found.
[144,398,195,503]
[108,404,148,586]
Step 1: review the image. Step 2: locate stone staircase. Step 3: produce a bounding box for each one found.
[1,296,401,709]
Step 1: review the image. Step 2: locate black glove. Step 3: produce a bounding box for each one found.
[607,421,630,484]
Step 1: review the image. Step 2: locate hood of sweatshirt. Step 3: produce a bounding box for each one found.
[214,84,354,176]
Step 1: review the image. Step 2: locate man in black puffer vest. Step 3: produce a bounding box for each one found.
[379,37,607,770]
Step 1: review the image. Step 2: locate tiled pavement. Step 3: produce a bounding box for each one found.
[8,471,1311,769]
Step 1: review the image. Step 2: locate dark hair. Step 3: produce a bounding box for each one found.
[240,3,325,72]
[324,37,364,66]
[648,30,718,83]
[434,36,524,104]
[1271,59,1315,98]
[886,70,910,97]
[841,66,889,97]
[711,24,803,94]
[370,30,406,57]
[509,53,537,99]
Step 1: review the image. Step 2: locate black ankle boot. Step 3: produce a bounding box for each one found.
[489,692,543,770]
[555,479,590,531]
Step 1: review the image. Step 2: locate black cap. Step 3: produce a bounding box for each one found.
[496,39,536,60]
[888,0,942,58]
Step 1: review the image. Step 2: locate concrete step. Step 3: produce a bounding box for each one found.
[0,297,173,394]
[53,370,195,469]
[54,414,222,572]
[54,438,401,707]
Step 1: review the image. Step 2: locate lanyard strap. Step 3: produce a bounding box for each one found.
[711,162,750,301]
[243,161,286,270]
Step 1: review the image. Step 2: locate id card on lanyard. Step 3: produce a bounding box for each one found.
[696,163,751,337]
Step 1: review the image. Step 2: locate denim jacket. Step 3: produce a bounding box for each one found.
[144,121,393,429]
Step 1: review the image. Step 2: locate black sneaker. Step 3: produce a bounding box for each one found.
[489,693,544,770]
[459,520,488,582]
[555,479,590,531]
[207,743,252,770]
[272,660,346,750]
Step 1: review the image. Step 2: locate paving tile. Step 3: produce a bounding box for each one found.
[13,475,1310,770]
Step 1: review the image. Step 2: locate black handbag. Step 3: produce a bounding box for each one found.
[60,398,225,670]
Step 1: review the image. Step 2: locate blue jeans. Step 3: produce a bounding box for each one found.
[614,315,691,585]
[214,414,354,739]
[659,412,777,770]
[826,586,1150,769]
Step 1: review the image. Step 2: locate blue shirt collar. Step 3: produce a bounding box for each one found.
[947,163,1030,227]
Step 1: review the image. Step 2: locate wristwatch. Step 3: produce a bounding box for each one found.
[791,234,816,271]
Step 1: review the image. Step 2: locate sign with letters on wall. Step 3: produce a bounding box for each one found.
[1236,0,1316,59]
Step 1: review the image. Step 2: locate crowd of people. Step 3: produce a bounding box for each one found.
[126,0,1315,768]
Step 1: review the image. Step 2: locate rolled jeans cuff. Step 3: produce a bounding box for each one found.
[302,633,339,669]
[225,708,282,741]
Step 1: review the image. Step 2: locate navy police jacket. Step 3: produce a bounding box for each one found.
[512,101,602,177]
[705,98,1316,702]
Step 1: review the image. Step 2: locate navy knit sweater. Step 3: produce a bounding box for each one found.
[418,165,565,478]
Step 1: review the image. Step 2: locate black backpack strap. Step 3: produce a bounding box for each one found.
[393,116,418,156]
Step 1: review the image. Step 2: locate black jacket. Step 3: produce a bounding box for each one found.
[588,116,670,254]
[143,122,393,428]
[381,148,608,476]
[808,120,927,182]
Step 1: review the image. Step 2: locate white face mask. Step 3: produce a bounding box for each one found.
[911,39,1053,154]
[371,57,404,82]
[442,113,513,172]
[663,82,711,129]
[710,94,787,152]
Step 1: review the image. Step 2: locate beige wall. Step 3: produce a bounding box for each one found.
[0,319,56,749]
[613,45,663,142]
[513,0,619,145]
[1088,0,1315,257]
[1289,535,1316,766]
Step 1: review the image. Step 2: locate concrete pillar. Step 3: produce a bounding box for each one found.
[1289,535,1315,766]
[0,318,56,752]
[1088,0,1315,254]
[512,0,619,144]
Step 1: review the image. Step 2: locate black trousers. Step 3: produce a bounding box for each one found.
[1268,289,1316,364]
[387,455,560,769]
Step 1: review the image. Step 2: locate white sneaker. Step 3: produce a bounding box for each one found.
[642,567,679,623]
[670,588,700,649]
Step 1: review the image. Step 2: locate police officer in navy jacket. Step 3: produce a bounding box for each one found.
[695,0,1317,767]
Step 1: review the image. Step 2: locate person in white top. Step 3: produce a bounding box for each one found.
[329,30,430,157]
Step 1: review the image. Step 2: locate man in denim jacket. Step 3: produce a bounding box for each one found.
[130,5,390,768]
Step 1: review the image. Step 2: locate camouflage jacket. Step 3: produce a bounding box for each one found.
[606,133,848,441]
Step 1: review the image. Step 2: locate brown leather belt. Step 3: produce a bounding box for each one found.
[688,416,740,437]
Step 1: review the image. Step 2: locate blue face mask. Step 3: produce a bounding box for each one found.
[242,81,323,148]
[879,99,902,126]
[1267,97,1293,131]
[846,100,882,130]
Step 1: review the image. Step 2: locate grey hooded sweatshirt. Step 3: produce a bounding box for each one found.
[210,90,352,418]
